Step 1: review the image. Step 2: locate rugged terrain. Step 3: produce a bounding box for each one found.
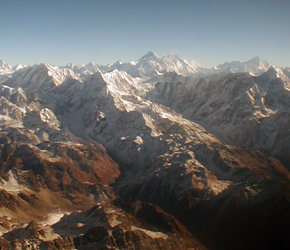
[0,53,290,249]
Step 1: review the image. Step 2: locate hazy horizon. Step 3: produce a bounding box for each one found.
[1,0,290,67]
[0,51,276,70]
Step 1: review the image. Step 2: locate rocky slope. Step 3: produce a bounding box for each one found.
[0,53,290,249]
[0,65,207,249]
[148,67,290,169]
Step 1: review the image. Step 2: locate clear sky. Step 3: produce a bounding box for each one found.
[1,0,290,67]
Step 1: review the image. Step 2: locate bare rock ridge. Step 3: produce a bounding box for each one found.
[147,67,290,169]
[0,52,290,249]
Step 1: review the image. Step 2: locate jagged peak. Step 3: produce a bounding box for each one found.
[258,65,280,80]
[89,69,103,79]
[0,59,12,70]
[87,61,96,67]
[13,64,28,71]
[32,63,52,70]
[112,60,126,66]
[65,63,74,68]
[266,65,276,71]
[105,68,133,79]
[248,56,261,61]
[139,51,158,60]
[246,56,269,66]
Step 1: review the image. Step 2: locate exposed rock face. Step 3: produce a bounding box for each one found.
[148,69,290,169]
[1,221,75,250]
[0,83,122,249]
[53,199,206,250]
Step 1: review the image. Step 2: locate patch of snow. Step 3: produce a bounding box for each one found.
[134,136,143,145]
[131,226,168,239]
[39,108,60,130]
[43,212,70,226]
[0,171,32,194]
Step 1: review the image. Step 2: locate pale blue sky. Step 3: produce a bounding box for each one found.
[1,0,290,67]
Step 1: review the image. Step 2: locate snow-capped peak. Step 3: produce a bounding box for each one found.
[60,62,99,77]
[112,60,125,66]
[266,65,277,74]
[2,63,82,93]
[213,56,271,75]
[84,62,98,72]
[13,64,29,71]
[0,60,15,83]
[247,56,262,64]
[162,53,180,61]
[139,51,158,60]
[246,56,270,70]
[100,52,204,77]
[255,65,290,89]
[0,59,12,70]
[63,63,75,70]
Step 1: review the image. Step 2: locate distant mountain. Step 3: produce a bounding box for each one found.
[0,59,14,84]
[12,64,28,71]
[0,59,12,71]
[210,56,271,75]
[61,62,100,77]
[1,54,287,85]
[0,60,29,84]
[99,51,205,77]
[0,59,29,74]
[282,67,290,79]
[4,63,82,93]
[98,53,273,78]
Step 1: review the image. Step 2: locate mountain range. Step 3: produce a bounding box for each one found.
[0,52,290,250]
[0,52,284,81]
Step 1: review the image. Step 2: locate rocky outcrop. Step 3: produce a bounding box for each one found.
[54,199,206,250]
